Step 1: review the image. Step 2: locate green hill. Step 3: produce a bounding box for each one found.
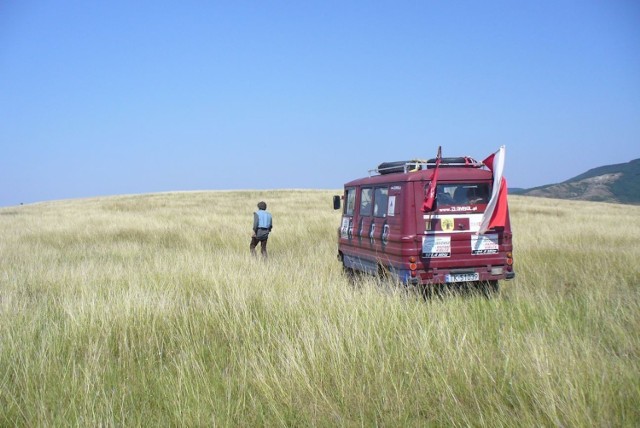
[513,158,640,204]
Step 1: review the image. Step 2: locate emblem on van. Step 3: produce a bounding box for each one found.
[441,217,455,232]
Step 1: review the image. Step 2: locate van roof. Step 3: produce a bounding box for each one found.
[344,167,493,187]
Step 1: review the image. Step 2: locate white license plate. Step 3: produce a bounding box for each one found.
[445,273,479,283]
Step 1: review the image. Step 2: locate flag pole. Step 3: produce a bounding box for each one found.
[423,146,442,234]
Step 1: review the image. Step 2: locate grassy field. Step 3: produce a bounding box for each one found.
[1,190,639,426]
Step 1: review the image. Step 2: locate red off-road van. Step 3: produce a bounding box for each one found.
[333,154,515,293]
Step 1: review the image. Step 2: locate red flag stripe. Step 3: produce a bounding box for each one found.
[487,177,508,230]
[422,147,442,212]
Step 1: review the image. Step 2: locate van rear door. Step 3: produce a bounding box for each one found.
[417,181,507,282]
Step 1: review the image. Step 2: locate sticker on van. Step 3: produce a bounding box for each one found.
[340,217,349,239]
[471,234,499,255]
[423,213,484,233]
[387,196,396,216]
[423,236,451,258]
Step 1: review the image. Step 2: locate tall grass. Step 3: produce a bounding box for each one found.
[1,191,638,426]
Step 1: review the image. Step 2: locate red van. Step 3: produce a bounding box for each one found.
[333,153,515,293]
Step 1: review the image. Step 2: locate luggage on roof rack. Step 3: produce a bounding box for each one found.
[376,161,413,175]
[375,157,482,175]
[425,157,482,169]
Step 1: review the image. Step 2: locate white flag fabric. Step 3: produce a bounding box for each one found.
[478,145,506,235]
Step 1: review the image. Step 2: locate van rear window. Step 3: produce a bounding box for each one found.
[430,183,490,207]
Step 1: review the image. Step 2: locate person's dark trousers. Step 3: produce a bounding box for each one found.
[250,237,268,258]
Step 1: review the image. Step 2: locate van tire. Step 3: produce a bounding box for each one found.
[343,264,354,277]
[377,263,391,280]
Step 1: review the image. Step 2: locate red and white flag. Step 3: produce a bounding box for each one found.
[422,146,442,212]
[478,145,508,234]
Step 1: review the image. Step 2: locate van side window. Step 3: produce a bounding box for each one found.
[360,188,373,216]
[374,187,388,217]
[345,188,356,215]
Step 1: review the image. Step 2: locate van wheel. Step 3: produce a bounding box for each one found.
[343,264,353,276]
[342,263,359,284]
[480,280,499,296]
[377,263,391,281]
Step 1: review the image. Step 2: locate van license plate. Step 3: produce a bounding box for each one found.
[445,273,479,283]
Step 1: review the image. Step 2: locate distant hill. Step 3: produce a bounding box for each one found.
[511,158,640,204]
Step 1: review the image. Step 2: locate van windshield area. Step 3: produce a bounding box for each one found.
[430,183,490,211]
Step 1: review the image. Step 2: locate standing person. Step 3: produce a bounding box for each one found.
[250,201,273,258]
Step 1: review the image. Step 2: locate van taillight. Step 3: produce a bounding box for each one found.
[506,252,513,266]
[409,256,418,277]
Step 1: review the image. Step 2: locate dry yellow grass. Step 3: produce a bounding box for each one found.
[1,191,639,426]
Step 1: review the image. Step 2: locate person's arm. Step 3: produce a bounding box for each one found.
[253,213,259,233]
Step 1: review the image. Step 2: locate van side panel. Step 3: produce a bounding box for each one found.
[374,184,408,277]
[339,183,412,278]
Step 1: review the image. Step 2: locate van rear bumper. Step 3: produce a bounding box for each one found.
[404,267,514,285]
[415,268,514,285]
[341,253,514,285]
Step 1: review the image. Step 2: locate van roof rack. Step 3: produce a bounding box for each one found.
[371,157,483,176]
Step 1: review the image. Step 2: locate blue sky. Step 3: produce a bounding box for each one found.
[1,1,639,207]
